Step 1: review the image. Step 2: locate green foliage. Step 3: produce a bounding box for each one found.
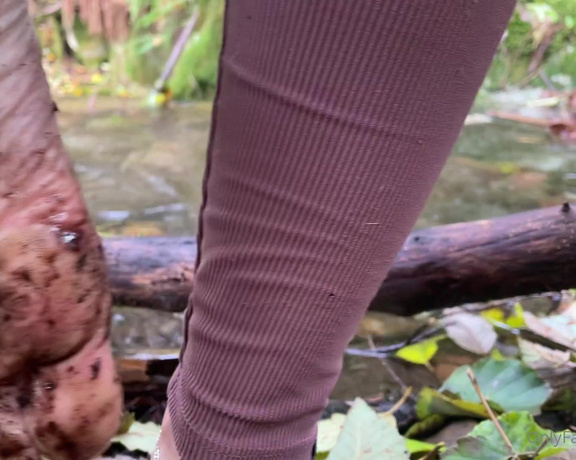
[485,0,576,89]
[123,0,223,98]
[125,0,195,86]
[35,0,576,99]
[442,412,573,459]
[405,414,448,439]
[441,358,551,415]
[416,388,491,420]
[168,0,223,99]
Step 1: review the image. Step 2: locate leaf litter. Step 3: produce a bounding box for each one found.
[103,294,576,459]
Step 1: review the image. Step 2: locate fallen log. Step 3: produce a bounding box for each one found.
[103,203,576,316]
[370,202,576,315]
[104,236,196,312]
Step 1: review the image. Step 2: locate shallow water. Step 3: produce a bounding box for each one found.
[57,95,576,237]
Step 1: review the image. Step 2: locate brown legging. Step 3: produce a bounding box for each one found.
[168,1,516,458]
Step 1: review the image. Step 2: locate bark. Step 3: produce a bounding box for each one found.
[371,202,576,316]
[105,236,196,311]
[104,203,576,315]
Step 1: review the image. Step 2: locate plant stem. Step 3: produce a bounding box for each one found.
[154,8,199,92]
[466,368,516,457]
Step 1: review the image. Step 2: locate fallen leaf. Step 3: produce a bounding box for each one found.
[524,312,576,350]
[405,414,448,439]
[440,358,551,415]
[317,413,347,454]
[396,337,443,365]
[416,388,490,420]
[518,338,572,370]
[327,398,409,459]
[111,421,161,454]
[441,412,573,460]
[443,313,497,355]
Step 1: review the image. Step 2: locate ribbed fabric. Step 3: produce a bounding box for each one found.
[168,1,516,458]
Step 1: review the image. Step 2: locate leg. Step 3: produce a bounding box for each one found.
[165,1,516,458]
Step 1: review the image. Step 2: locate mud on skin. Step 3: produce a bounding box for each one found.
[0,135,124,460]
[0,199,124,460]
[0,3,123,458]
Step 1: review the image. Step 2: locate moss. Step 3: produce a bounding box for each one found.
[168,0,223,100]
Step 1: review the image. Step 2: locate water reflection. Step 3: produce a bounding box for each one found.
[57,97,576,237]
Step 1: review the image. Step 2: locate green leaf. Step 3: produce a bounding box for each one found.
[490,348,506,360]
[405,414,448,439]
[416,388,490,420]
[396,337,443,365]
[441,412,573,460]
[440,358,551,415]
[441,436,511,460]
[111,421,161,453]
[326,398,410,460]
[405,438,441,454]
[543,389,576,413]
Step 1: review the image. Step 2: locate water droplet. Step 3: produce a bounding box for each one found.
[59,230,82,251]
[43,381,56,391]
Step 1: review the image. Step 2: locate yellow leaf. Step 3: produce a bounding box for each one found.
[91,73,104,84]
[480,308,504,323]
[481,303,525,328]
[507,303,525,328]
[490,348,506,360]
[396,337,442,365]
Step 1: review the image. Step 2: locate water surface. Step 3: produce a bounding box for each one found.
[57,96,576,236]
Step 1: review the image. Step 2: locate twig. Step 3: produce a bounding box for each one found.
[152,8,199,94]
[420,445,443,460]
[345,324,446,358]
[441,292,566,318]
[367,336,411,396]
[466,368,516,457]
[533,438,548,458]
[382,386,413,416]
